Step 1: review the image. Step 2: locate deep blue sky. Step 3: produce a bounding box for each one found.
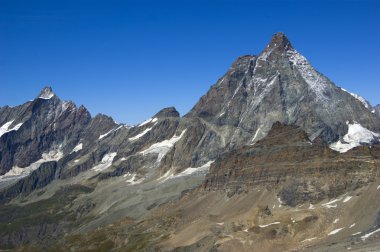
[1,0,379,125]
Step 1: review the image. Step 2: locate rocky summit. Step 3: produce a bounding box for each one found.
[0,33,379,251]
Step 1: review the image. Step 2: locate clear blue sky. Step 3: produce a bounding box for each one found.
[1,0,379,125]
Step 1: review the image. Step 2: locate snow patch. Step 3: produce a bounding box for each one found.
[349,223,356,229]
[139,117,158,127]
[39,89,55,99]
[175,161,214,177]
[0,120,23,138]
[259,222,280,228]
[159,161,214,183]
[328,228,344,235]
[0,147,63,182]
[330,122,379,153]
[251,126,262,142]
[340,88,371,109]
[124,173,144,185]
[129,127,152,141]
[308,204,315,210]
[99,125,124,140]
[91,152,117,172]
[301,237,317,243]
[71,143,83,153]
[343,196,352,203]
[361,228,380,241]
[140,130,186,163]
[322,198,341,208]
[333,218,339,224]
[352,232,362,236]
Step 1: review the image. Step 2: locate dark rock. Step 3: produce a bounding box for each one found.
[153,107,180,118]
[0,161,57,203]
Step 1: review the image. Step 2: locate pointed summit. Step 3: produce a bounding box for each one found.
[37,86,55,99]
[266,32,293,51]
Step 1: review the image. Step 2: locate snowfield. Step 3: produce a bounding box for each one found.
[330,121,379,153]
[0,147,63,182]
[0,120,23,138]
[140,130,186,163]
[91,152,117,172]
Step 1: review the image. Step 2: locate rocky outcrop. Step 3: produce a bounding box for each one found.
[153,107,180,118]
[374,104,380,118]
[0,161,57,203]
[204,122,380,205]
[0,88,93,174]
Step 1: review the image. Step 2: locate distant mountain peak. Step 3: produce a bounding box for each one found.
[266,32,293,51]
[38,86,55,99]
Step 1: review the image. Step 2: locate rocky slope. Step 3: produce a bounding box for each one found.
[14,123,380,252]
[204,122,379,204]
[187,33,380,145]
[374,104,380,118]
[0,33,379,251]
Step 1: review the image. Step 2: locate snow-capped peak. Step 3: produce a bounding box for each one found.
[38,86,55,99]
[340,88,371,109]
[286,49,329,101]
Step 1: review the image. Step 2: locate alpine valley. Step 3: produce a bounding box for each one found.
[1,33,380,252]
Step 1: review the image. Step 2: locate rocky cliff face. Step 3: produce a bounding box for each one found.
[187,33,380,145]
[204,122,379,206]
[374,104,380,117]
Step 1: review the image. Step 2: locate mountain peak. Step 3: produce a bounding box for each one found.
[37,86,55,99]
[266,32,293,51]
[154,107,180,118]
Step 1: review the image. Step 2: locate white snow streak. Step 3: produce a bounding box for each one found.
[129,127,152,141]
[251,126,262,142]
[175,161,214,177]
[349,223,356,229]
[139,117,158,127]
[259,222,280,228]
[99,125,123,140]
[301,237,317,243]
[159,161,214,183]
[361,228,380,241]
[340,88,371,109]
[124,173,144,185]
[343,196,352,203]
[330,121,379,153]
[328,228,344,235]
[322,198,341,208]
[71,143,83,153]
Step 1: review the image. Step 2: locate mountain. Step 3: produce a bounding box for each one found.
[0,33,379,251]
[374,104,380,117]
[187,33,380,144]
